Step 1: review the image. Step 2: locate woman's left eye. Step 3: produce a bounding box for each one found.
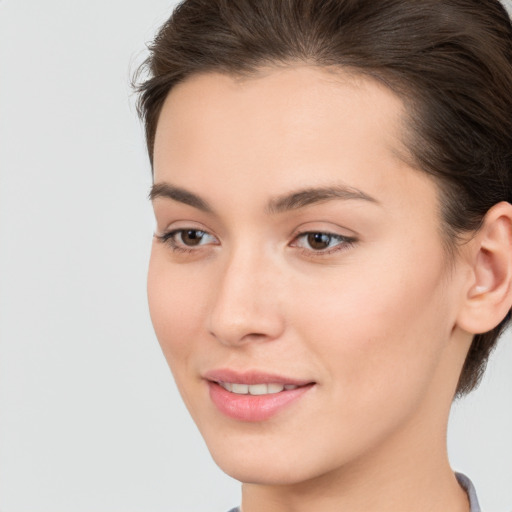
[292,232,355,253]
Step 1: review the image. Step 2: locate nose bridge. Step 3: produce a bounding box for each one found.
[208,240,284,346]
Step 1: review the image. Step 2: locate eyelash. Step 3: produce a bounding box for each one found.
[155,229,217,254]
[155,229,356,256]
[291,232,356,256]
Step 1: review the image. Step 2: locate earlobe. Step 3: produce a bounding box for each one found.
[457,201,512,335]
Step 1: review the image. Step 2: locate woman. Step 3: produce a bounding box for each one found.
[136,1,512,511]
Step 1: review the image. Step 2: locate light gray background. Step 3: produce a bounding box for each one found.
[0,1,511,511]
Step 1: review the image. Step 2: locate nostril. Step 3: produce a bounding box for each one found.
[208,327,275,346]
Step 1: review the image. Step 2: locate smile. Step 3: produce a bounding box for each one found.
[205,370,315,422]
[218,382,299,395]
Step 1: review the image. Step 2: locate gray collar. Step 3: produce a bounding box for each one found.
[456,472,481,512]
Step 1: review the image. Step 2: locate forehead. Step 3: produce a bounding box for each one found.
[152,66,436,219]
[154,65,410,171]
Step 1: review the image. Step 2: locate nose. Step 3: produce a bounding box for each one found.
[207,247,285,346]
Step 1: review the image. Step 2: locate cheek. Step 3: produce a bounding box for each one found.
[289,244,453,413]
[147,247,208,370]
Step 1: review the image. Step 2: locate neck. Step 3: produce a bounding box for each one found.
[241,430,468,512]
[240,348,471,512]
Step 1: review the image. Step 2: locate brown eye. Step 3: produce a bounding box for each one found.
[307,232,333,250]
[180,230,206,246]
[157,228,218,252]
[292,231,355,255]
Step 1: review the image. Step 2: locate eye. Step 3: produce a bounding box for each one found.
[176,229,210,246]
[156,228,218,252]
[292,231,355,254]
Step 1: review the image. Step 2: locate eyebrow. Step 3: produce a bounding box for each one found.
[266,185,379,214]
[149,182,379,214]
[149,183,213,213]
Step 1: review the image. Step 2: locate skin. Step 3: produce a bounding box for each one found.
[148,66,510,512]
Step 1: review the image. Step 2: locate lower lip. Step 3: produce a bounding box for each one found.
[207,382,314,422]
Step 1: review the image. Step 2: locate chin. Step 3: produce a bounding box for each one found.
[213,454,314,485]
[204,433,337,486]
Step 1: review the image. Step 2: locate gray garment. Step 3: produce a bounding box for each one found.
[226,472,481,512]
[456,472,481,512]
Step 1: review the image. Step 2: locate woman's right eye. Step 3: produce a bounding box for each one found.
[156,229,218,252]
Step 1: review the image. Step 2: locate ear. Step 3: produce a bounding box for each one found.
[456,201,512,335]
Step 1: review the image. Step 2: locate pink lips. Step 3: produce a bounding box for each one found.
[204,369,315,422]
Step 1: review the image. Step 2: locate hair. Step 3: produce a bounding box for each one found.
[135,0,512,397]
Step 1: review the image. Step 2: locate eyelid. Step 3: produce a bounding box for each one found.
[155,217,211,234]
[293,231,353,244]
[288,222,358,257]
[154,221,357,257]
[289,222,358,241]
[155,225,219,253]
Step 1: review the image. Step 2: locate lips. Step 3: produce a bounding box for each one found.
[204,369,315,422]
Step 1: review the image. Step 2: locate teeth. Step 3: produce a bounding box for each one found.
[268,383,286,393]
[247,383,269,395]
[232,383,249,394]
[219,382,299,395]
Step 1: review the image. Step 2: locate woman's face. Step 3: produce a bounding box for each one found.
[149,67,469,485]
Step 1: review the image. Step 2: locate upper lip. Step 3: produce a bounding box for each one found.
[203,369,314,386]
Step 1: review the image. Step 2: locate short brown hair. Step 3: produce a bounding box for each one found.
[135,0,512,396]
